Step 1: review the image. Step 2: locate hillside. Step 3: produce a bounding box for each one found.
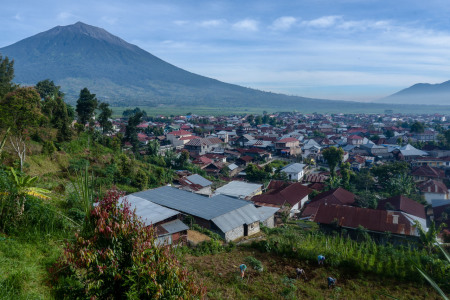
[379,80,450,105]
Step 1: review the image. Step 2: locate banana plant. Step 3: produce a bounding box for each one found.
[9,167,50,200]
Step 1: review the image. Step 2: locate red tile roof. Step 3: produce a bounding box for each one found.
[348,135,363,140]
[192,156,212,165]
[301,187,355,218]
[168,130,192,136]
[377,195,426,219]
[313,204,417,236]
[252,181,312,207]
[417,179,448,194]
[310,187,355,206]
[411,165,445,179]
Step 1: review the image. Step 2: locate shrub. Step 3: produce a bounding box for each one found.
[244,256,264,272]
[49,188,205,299]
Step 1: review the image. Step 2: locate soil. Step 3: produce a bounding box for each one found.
[187,230,210,246]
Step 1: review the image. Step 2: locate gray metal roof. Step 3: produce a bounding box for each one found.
[186,174,212,187]
[257,206,280,222]
[160,219,189,235]
[133,186,252,220]
[211,204,261,233]
[119,195,179,226]
[399,144,428,157]
[228,163,238,171]
[282,163,305,173]
[214,181,262,199]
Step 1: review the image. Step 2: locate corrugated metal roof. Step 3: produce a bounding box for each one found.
[186,174,212,187]
[214,181,262,199]
[313,204,418,236]
[211,204,261,233]
[119,195,179,226]
[282,163,306,173]
[257,206,279,222]
[160,219,189,235]
[133,186,251,220]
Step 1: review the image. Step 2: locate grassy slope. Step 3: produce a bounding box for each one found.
[0,236,64,299]
[185,247,440,300]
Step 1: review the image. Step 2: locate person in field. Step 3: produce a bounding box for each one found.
[318,254,325,265]
[328,277,337,289]
[296,267,307,280]
[239,264,247,279]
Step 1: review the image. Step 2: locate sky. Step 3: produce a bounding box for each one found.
[1,0,450,102]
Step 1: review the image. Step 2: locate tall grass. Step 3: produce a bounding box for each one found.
[253,225,449,291]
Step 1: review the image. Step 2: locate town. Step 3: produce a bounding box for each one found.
[101,109,450,246]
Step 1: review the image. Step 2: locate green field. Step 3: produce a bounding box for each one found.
[111,104,450,117]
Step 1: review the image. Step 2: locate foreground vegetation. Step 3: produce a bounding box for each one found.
[185,247,441,300]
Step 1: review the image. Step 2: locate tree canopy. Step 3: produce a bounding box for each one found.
[0,55,15,99]
[322,146,344,177]
[76,88,98,126]
[0,87,42,134]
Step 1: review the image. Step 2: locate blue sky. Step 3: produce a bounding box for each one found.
[1,0,450,101]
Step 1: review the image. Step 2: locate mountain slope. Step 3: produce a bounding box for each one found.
[0,22,328,108]
[1,22,450,112]
[378,80,450,105]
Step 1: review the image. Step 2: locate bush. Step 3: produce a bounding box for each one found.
[244,256,264,272]
[49,188,205,299]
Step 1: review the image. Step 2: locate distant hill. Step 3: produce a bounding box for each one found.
[0,22,331,108]
[378,80,450,105]
[1,22,450,113]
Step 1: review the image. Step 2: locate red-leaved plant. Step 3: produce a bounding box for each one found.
[49,188,205,299]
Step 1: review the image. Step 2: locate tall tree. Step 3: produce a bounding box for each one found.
[0,55,15,99]
[124,111,143,152]
[371,162,409,190]
[98,102,113,134]
[0,87,43,170]
[410,121,425,133]
[76,88,98,127]
[322,146,344,177]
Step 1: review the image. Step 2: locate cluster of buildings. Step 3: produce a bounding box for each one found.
[110,111,450,244]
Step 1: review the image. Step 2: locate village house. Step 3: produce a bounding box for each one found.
[133,186,268,242]
[313,204,422,243]
[411,165,446,182]
[214,180,262,199]
[121,195,189,246]
[166,129,195,147]
[301,187,355,219]
[251,180,312,217]
[417,179,450,204]
[275,137,302,156]
[281,163,306,181]
[177,174,213,196]
[184,137,223,155]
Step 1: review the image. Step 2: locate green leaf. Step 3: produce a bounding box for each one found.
[415,266,449,300]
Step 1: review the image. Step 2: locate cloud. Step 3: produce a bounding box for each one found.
[270,16,297,31]
[57,11,76,22]
[199,19,226,28]
[174,20,189,26]
[232,19,258,31]
[101,16,117,25]
[302,15,341,28]
[13,13,21,21]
